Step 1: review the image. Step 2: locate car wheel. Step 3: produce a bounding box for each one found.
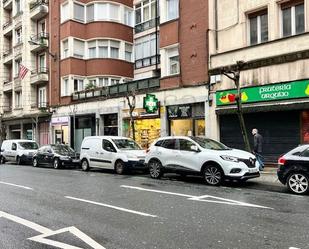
[53,158,61,169]
[287,172,309,195]
[0,156,5,164]
[81,159,89,171]
[115,160,126,175]
[33,158,39,167]
[16,156,22,165]
[149,160,163,179]
[203,165,223,186]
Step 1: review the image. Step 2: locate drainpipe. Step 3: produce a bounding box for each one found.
[155,0,159,72]
[215,0,218,51]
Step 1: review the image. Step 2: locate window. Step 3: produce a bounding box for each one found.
[281,2,304,37]
[103,139,116,152]
[124,8,133,26]
[38,87,47,108]
[15,27,22,45]
[38,54,46,71]
[87,4,94,22]
[74,3,85,22]
[167,47,179,75]
[109,4,119,20]
[62,40,69,58]
[87,78,97,88]
[12,143,17,150]
[61,3,69,22]
[88,41,96,58]
[135,0,157,25]
[162,139,177,150]
[179,139,195,151]
[111,78,120,85]
[62,78,70,96]
[125,44,133,62]
[15,91,22,108]
[14,59,21,77]
[73,39,85,58]
[98,77,109,87]
[98,40,108,58]
[135,33,158,65]
[249,10,268,45]
[74,79,84,92]
[15,0,21,15]
[97,3,109,19]
[110,41,120,59]
[167,0,179,21]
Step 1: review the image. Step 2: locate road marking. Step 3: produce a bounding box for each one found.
[0,181,33,190]
[65,196,157,218]
[120,185,273,210]
[0,210,106,249]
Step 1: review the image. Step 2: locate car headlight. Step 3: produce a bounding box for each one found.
[220,155,239,162]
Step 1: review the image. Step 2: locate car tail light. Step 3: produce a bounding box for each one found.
[278,157,286,165]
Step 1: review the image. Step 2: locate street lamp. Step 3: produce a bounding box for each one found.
[28,40,57,60]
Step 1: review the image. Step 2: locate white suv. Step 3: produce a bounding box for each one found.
[80,136,146,174]
[145,136,260,185]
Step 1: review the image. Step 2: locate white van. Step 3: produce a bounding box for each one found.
[80,136,146,174]
[0,140,39,165]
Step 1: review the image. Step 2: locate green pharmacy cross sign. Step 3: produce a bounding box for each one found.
[216,80,309,106]
[143,94,159,113]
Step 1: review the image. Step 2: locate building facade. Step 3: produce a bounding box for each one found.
[0,0,51,144]
[2,0,208,151]
[209,0,309,161]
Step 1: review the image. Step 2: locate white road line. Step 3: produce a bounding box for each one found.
[65,196,157,218]
[120,185,273,210]
[120,185,195,198]
[0,181,33,190]
[0,211,51,234]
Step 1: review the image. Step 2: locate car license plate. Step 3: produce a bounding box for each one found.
[248,168,258,173]
[72,159,80,163]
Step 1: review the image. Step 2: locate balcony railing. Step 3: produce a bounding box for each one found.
[30,32,49,44]
[30,0,48,11]
[135,55,160,69]
[3,48,12,57]
[72,77,160,101]
[135,17,159,33]
[2,20,12,30]
[31,67,48,74]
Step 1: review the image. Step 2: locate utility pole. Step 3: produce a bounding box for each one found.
[221,61,251,152]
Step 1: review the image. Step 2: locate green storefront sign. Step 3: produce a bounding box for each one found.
[143,94,159,113]
[216,80,309,106]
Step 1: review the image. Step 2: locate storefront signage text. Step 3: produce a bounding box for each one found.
[167,105,192,118]
[143,94,159,114]
[51,116,70,125]
[216,80,309,106]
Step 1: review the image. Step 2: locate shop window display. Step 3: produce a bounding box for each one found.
[123,119,161,149]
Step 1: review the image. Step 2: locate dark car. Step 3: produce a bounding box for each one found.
[277,144,309,195]
[32,144,80,169]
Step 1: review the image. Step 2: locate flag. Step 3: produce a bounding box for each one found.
[19,64,29,80]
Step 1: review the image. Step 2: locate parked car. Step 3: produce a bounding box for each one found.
[80,136,146,174]
[0,140,39,165]
[277,144,309,195]
[145,136,260,186]
[32,144,80,169]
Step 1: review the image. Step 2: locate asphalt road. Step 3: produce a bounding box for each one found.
[0,163,308,249]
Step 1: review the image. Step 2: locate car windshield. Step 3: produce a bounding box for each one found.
[112,139,141,150]
[190,137,231,150]
[51,145,75,155]
[19,142,38,150]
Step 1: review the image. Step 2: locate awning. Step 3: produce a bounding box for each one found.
[216,99,309,115]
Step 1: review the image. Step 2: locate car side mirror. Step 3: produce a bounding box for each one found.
[107,146,116,153]
[190,145,200,152]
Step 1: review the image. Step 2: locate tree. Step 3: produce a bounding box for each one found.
[221,61,251,152]
[125,89,136,141]
[0,114,6,144]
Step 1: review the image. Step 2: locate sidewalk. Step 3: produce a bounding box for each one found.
[256,166,281,186]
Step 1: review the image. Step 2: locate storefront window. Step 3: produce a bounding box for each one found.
[195,119,205,136]
[123,118,161,149]
[170,119,193,136]
[103,114,118,136]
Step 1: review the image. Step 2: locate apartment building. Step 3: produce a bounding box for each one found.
[0,0,50,143]
[208,0,309,161]
[48,0,209,151]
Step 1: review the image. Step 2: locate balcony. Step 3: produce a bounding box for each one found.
[135,17,159,34]
[2,20,12,36]
[3,80,12,92]
[135,55,160,69]
[3,49,13,64]
[72,77,160,101]
[30,0,48,20]
[30,67,49,85]
[29,32,49,53]
[14,78,22,91]
[3,0,12,10]
[3,106,12,113]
